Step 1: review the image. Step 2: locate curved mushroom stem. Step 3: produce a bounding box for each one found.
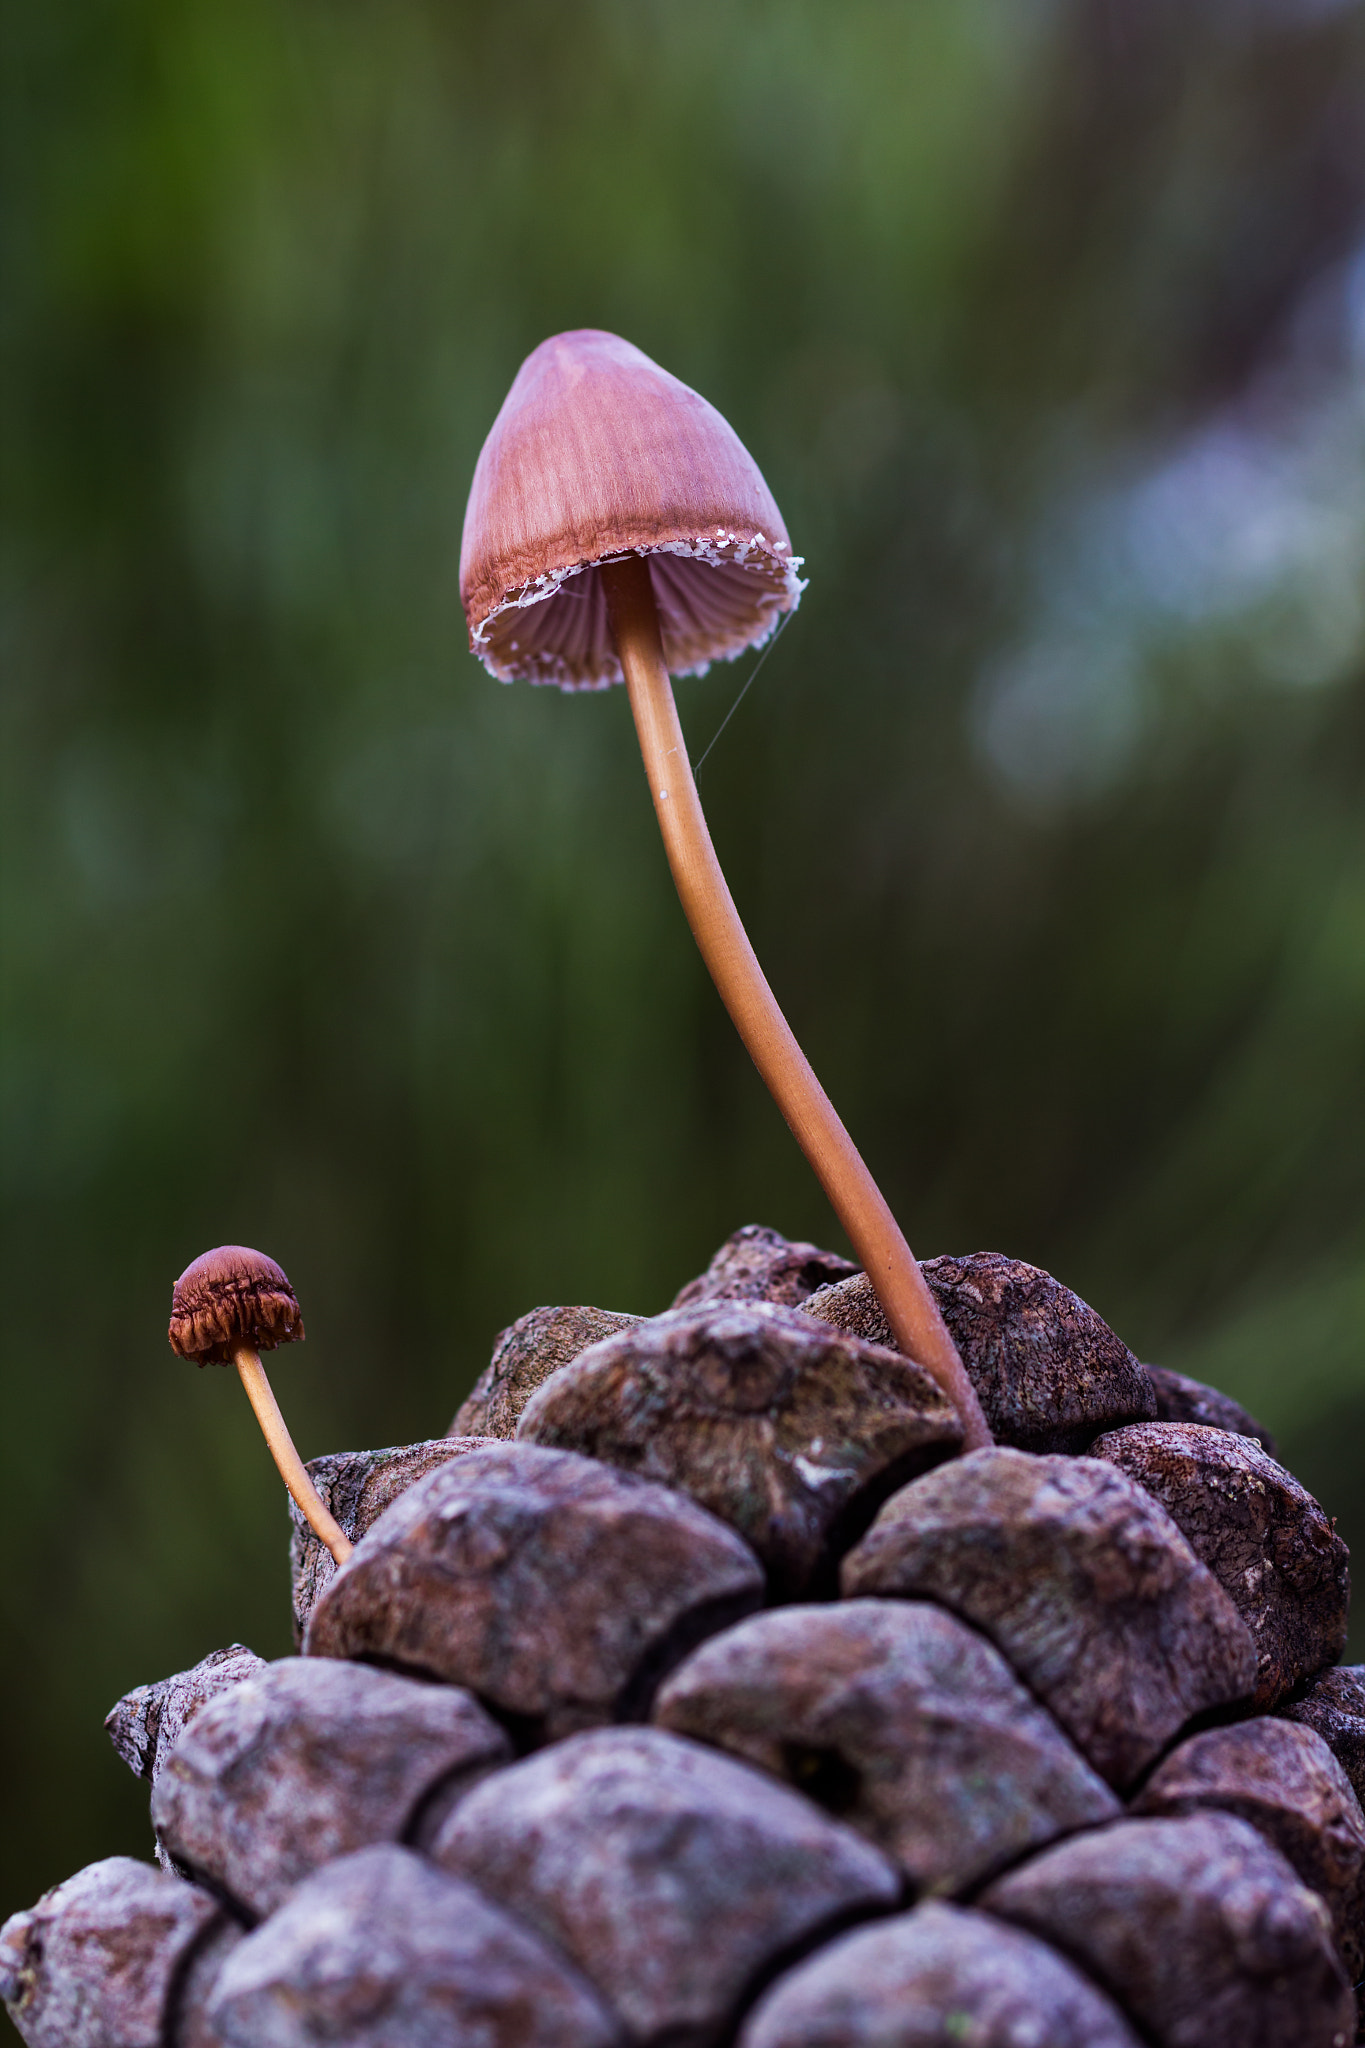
[233,1346,354,1563]
[602,554,991,1452]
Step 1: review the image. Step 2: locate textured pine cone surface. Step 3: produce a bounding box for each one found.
[3,1227,1361,2048]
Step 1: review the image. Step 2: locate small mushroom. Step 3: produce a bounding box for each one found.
[168,1245,352,1564]
[461,330,989,1450]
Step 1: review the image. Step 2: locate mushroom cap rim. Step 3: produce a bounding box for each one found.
[469,537,805,692]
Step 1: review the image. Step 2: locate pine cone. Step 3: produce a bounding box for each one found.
[4,1230,1360,2048]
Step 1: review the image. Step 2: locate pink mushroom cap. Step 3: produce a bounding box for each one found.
[460,328,804,690]
[169,1245,305,1367]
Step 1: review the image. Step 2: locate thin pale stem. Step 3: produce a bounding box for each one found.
[602,554,991,1451]
[234,1347,355,1564]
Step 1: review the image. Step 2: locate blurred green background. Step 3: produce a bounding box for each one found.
[3,0,1363,1929]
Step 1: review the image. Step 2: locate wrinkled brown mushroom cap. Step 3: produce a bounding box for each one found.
[460,328,804,689]
[169,1246,305,1366]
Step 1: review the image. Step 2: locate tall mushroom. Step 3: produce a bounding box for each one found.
[460,330,990,1449]
[169,1245,353,1562]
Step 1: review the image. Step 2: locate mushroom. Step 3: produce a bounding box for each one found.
[460,330,990,1449]
[169,1245,353,1563]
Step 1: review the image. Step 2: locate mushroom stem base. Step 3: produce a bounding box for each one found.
[602,553,991,1452]
[234,1348,355,1564]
